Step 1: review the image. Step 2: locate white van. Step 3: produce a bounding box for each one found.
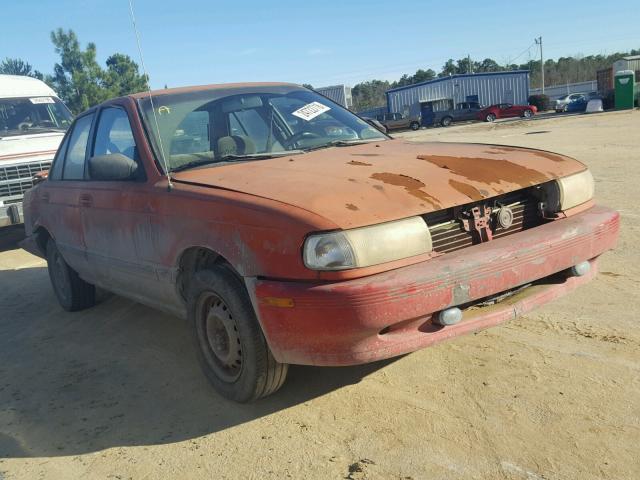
[0,74,72,227]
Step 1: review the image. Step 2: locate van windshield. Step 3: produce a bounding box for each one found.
[0,96,73,137]
[137,85,387,173]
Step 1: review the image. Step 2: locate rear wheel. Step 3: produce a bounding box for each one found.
[188,266,288,402]
[485,113,496,122]
[46,238,95,311]
[522,109,533,118]
[441,116,453,127]
[409,121,420,131]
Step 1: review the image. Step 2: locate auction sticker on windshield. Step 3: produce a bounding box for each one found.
[292,102,331,121]
[29,97,55,104]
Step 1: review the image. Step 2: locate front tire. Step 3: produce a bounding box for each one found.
[522,109,533,118]
[46,238,95,311]
[485,113,496,122]
[441,116,453,127]
[187,266,288,402]
[409,121,420,131]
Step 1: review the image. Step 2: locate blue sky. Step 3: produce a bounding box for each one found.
[2,0,638,89]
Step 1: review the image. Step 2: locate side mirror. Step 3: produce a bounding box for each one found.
[88,153,139,181]
[33,170,49,185]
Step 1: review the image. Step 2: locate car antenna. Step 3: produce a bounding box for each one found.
[128,0,173,191]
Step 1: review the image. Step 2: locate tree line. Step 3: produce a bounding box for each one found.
[0,29,148,114]
[350,49,640,111]
[2,32,638,114]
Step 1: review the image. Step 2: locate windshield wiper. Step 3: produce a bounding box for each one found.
[303,138,383,152]
[170,150,303,173]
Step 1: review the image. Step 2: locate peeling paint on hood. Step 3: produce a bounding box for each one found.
[172,140,587,229]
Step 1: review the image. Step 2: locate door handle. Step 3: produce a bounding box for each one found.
[79,193,93,207]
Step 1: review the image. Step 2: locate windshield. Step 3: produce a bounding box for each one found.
[137,85,387,172]
[0,96,72,136]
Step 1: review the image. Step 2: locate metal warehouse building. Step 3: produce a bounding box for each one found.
[385,71,530,125]
[314,84,353,108]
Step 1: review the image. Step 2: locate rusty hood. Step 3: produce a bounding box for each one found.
[172,140,587,228]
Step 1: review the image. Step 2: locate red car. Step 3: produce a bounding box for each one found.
[478,103,537,122]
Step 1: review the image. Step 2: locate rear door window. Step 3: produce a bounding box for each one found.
[62,113,94,180]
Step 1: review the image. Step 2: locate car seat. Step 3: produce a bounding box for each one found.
[217,135,256,157]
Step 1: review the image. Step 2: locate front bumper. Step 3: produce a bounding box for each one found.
[252,205,619,366]
[0,202,23,227]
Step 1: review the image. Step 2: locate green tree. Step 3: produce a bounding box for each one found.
[104,53,149,97]
[352,79,391,111]
[48,28,148,113]
[0,58,44,80]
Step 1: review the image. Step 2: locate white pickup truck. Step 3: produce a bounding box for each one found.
[0,75,72,227]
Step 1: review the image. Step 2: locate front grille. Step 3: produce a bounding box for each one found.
[425,188,545,254]
[0,160,51,200]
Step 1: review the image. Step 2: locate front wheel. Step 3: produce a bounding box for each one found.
[485,113,496,122]
[188,266,288,402]
[409,121,420,131]
[441,116,453,127]
[522,109,533,118]
[46,238,95,311]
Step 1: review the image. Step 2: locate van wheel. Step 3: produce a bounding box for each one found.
[410,121,420,130]
[188,266,288,402]
[46,238,95,311]
[485,113,496,122]
[441,116,453,127]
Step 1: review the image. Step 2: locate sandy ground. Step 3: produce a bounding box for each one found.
[1,110,639,480]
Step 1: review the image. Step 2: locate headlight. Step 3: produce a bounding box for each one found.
[303,216,432,270]
[541,169,594,213]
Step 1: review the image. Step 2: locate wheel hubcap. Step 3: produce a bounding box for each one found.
[199,295,242,382]
[52,250,70,302]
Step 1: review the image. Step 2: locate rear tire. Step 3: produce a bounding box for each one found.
[441,116,453,127]
[522,109,533,118]
[46,238,95,311]
[410,121,420,130]
[187,265,288,402]
[485,113,496,122]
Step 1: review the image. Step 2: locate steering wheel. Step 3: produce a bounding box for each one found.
[283,131,322,148]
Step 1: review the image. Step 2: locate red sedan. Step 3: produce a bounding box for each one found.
[478,103,537,122]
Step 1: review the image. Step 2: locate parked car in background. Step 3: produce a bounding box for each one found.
[478,103,537,122]
[0,75,72,227]
[434,101,482,127]
[22,82,618,402]
[361,116,388,133]
[555,93,587,112]
[376,112,421,131]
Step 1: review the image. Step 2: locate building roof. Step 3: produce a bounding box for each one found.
[622,55,640,61]
[385,70,530,94]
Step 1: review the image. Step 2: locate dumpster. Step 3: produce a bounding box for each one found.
[614,70,635,110]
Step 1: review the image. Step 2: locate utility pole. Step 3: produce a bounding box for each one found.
[535,36,544,94]
[468,54,472,74]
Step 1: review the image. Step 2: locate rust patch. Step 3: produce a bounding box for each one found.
[484,146,565,162]
[370,172,441,209]
[417,154,549,188]
[347,160,373,166]
[345,203,359,211]
[373,185,384,191]
[449,179,485,201]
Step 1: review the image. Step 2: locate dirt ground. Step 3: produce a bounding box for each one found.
[1,110,638,480]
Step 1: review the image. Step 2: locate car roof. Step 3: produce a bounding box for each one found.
[0,74,58,99]
[127,82,301,100]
